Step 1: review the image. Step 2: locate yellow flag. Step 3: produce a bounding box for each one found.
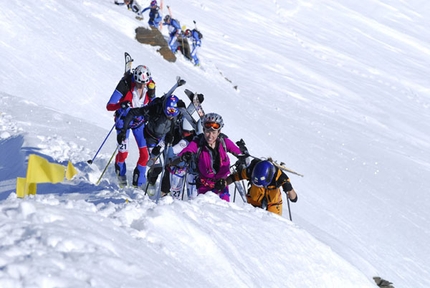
[16,177,27,198]
[25,154,65,183]
[65,161,78,180]
[16,155,80,198]
[16,178,37,198]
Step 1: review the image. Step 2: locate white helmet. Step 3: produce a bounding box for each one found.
[133,65,151,84]
[202,113,224,130]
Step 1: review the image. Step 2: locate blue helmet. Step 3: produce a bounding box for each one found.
[251,161,276,187]
[164,95,180,117]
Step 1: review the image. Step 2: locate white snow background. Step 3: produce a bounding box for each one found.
[1,0,429,287]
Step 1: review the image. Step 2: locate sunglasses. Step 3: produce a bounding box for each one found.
[204,122,221,130]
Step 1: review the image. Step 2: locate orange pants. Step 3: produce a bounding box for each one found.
[247,185,283,216]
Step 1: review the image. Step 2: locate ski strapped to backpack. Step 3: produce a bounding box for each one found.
[236,139,304,177]
[179,89,205,131]
[124,52,134,73]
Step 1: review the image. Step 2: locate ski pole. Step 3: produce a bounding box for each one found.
[155,142,171,203]
[87,109,126,164]
[286,194,292,221]
[96,144,119,185]
[233,184,237,203]
[181,169,187,200]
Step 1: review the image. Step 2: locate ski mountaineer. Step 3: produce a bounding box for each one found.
[162,15,182,53]
[138,0,162,27]
[226,159,298,216]
[106,65,155,188]
[115,0,143,15]
[117,94,186,190]
[172,113,243,202]
[161,117,198,199]
[183,28,202,66]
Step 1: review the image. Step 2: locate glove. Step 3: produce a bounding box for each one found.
[117,131,126,145]
[164,132,173,144]
[236,139,249,155]
[181,152,192,162]
[114,1,121,5]
[151,145,161,156]
[177,99,186,108]
[197,93,204,103]
[121,101,131,109]
[148,82,155,89]
[214,179,226,191]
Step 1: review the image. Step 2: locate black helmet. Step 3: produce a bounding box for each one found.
[164,15,171,22]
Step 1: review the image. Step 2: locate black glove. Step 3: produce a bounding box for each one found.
[117,131,126,145]
[214,179,226,191]
[121,101,131,109]
[114,1,121,5]
[164,132,173,144]
[177,99,186,108]
[197,94,204,103]
[181,152,192,162]
[236,139,249,155]
[151,145,161,156]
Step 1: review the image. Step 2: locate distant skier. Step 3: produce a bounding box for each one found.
[139,0,163,27]
[163,15,182,53]
[114,0,143,15]
[172,113,243,202]
[184,28,202,66]
[227,159,298,216]
[106,65,155,188]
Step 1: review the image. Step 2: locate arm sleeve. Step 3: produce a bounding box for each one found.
[172,139,188,155]
[121,107,146,131]
[230,167,248,182]
[106,90,123,111]
[106,76,132,111]
[140,7,150,14]
[280,172,294,192]
[224,138,242,155]
[178,140,198,156]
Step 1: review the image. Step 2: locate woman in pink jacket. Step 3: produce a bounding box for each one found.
[178,113,242,201]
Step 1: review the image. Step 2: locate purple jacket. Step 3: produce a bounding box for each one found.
[179,135,241,194]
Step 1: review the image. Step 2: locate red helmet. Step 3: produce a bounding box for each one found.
[184,29,192,37]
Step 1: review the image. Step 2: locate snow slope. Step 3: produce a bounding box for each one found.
[1,0,429,287]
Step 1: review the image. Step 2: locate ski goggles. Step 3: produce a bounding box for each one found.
[203,121,221,131]
[165,107,179,117]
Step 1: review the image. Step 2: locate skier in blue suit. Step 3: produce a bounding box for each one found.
[163,15,182,53]
[140,0,162,28]
[184,29,202,66]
